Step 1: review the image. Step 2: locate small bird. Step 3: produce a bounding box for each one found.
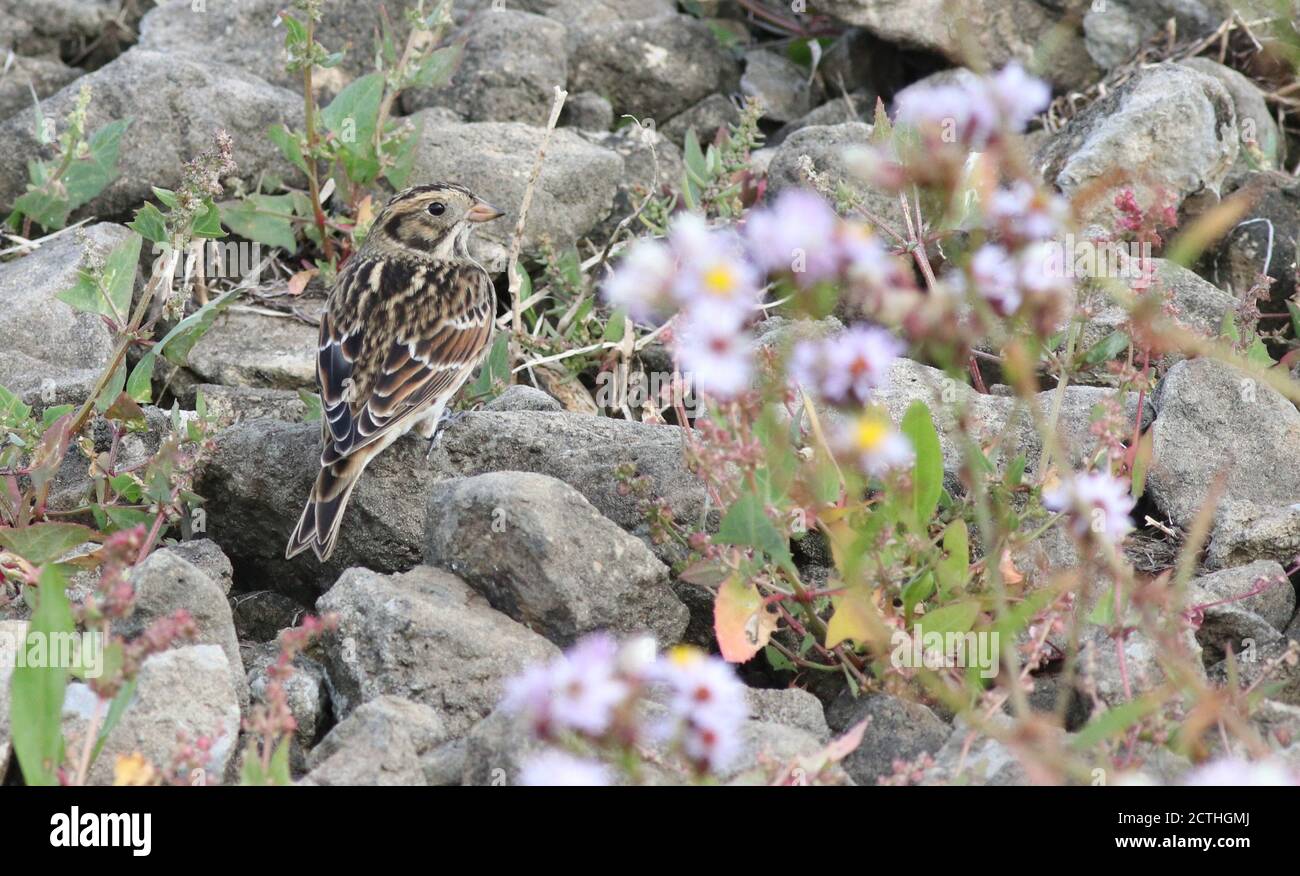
[286,183,503,561]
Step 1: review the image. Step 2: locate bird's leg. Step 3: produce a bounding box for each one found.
[423,406,465,458]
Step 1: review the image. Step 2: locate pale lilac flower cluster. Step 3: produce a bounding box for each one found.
[518,751,613,787]
[601,188,918,400]
[962,239,1071,319]
[987,180,1069,245]
[895,63,1050,150]
[1042,470,1136,546]
[503,636,749,782]
[1182,757,1299,786]
[790,324,904,407]
[649,645,749,773]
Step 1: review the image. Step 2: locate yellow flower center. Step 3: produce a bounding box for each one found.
[854,415,888,452]
[703,265,736,297]
[668,644,704,666]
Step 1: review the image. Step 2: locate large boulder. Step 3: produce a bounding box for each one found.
[1147,358,1300,530]
[1034,63,1238,228]
[0,222,124,407]
[0,50,303,219]
[316,565,560,736]
[566,14,741,123]
[409,115,624,253]
[302,695,450,786]
[423,471,689,647]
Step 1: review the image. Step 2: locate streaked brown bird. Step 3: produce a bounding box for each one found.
[286,183,503,561]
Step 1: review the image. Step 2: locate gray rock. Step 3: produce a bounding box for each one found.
[463,695,842,785]
[0,50,302,219]
[303,695,449,786]
[818,27,899,103]
[403,9,567,124]
[424,472,689,647]
[585,122,684,242]
[661,93,740,146]
[196,383,312,429]
[1034,63,1238,227]
[774,91,872,143]
[741,50,817,123]
[1206,501,1300,570]
[1210,171,1299,314]
[119,551,249,710]
[1189,560,1295,633]
[426,410,709,565]
[186,306,322,392]
[816,0,1098,89]
[245,642,330,773]
[63,645,241,786]
[1147,358,1300,529]
[518,0,676,22]
[0,222,124,407]
[745,687,830,741]
[0,54,81,123]
[825,689,949,785]
[409,114,624,253]
[423,737,469,785]
[1072,258,1237,384]
[154,539,235,597]
[567,14,741,123]
[920,715,1035,785]
[1179,57,1283,172]
[194,408,707,598]
[560,91,615,132]
[1080,625,1204,708]
[766,122,906,232]
[484,384,562,413]
[316,565,560,735]
[137,0,411,97]
[1207,639,1300,708]
[1084,1,1228,70]
[0,0,132,62]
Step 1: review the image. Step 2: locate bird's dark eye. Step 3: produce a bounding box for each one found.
[427,201,446,216]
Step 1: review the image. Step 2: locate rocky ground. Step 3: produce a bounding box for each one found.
[1,0,1299,786]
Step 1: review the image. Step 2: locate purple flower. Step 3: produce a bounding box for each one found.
[791,324,904,406]
[895,64,1051,149]
[969,244,1022,316]
[1043,471,1136,545]
[1182,757,1299,786]
[743,189,842,286]
[837,407,914,477]
[987,62,1052,133]
[602,238,676,324]
[650,646,748,773]
[674,300,755,399]
[987,180,1068,244]
[518,751,613,787]
[502,633,631,738]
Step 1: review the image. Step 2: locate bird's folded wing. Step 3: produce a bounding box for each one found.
[318,267,493,466]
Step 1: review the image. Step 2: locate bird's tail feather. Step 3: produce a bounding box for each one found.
[285,452,370,561]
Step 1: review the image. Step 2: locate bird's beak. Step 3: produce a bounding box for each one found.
[467,201,505,223]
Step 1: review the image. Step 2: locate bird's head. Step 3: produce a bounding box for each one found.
[365,183,504,261]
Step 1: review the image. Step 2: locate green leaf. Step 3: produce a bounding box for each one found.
[322,72,385,154]
[935,519,970,595]
[191,199,225,239]
[298,389,323,422]
[900,400,942,529]
[383,114,424,190]
[1081,329,1130,366]
[1246,337,1274,368]
[683,129,711,188]
[915,598,979,637]
[220,195,297,252]
[0,522,96,564]
[265,123,308,174]
[128,201,168,244]
[1070,696,1159,751]
[410,44,464,90]
[10,565,74,786]
[89,674,137,767]
[62,118,130,212]
[56,231,141,321]
[715,491,794,573]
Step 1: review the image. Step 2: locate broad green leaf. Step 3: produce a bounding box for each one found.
[715,491,794,572]
[825,585,885,650]
[915,598,979,637]
[1081,329,1130,366]
[1070,696,1159,751]
[1246,337,1274,368]
[935,519,969,595]
[322,72,385,154]
[10,565,74,785]
[410,44,464,90]
[900,400,942,529]
[220,195,297,252]
[265,123,308,174]
[62,118,131,210]
[0,522,96,564]
[128,202,168,244]
[56,231,141,321]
